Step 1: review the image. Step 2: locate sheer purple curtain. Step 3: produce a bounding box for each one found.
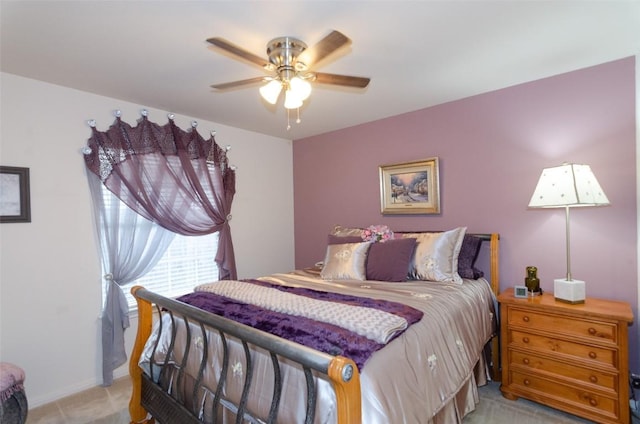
[84,111,236,383]
[84,112,236,277]
[87,171,176,385]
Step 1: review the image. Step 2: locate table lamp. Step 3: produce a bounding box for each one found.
[528,163,610,303]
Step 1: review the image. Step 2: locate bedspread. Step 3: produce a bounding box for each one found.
[140,272,496,423]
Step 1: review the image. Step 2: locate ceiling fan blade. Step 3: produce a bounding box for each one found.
[207,37,271,69]
[313,72,370,88]
[211,76,268,90]
[296,30,351,69]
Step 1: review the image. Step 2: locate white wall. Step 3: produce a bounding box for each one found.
[0,73,295,407]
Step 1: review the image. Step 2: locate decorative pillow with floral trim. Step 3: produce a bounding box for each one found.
[330,224,364,237]
[402,227,467,283]
[327,234,362,245]
[320,242,371,281]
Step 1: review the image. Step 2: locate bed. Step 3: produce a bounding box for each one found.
[128,227,500,424]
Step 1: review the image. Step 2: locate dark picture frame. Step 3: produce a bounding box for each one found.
[0,166,31,223]
[379,157,440,214]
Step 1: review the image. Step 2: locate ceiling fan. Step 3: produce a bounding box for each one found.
[206,30,370,125]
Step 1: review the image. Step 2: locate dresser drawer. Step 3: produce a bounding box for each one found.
[498,290,633,424]
[507,308,617,344]
[509,330,617,369]
[509,350,617,392]
[508,370,620,422]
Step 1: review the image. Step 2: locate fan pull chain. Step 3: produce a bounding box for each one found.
[287,109,291,130]
[296,108,301,124]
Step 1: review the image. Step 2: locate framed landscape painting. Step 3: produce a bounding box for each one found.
[379,157,440,215]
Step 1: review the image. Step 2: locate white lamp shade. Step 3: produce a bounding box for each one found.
[284,89,303,109]
[259,80,283,105]
[528,163,610,208]
[289,76,312,101]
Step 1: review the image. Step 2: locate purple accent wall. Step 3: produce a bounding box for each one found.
[293,57,637,371]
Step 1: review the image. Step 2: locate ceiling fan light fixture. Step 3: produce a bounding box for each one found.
[208,30,370,129]
[259,80,283,104]
[284,89,304,109]
[289,76,312,101]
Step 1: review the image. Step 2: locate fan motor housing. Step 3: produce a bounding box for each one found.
[266,37,307,70]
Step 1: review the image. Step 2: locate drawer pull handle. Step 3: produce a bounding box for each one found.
[589,352,597,359]
[522,337,529,343]
[522,316,530,323]
[523,379,530,386]
[589,375,598,383]
[589,398,598,407]
[588,328,597,335]
[523,358,530,365]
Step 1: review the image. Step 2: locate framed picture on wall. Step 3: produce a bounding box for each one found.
[0,166,31,223]
[379,157,440,215]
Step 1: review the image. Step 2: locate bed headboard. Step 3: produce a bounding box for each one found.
[470,233,500,381]
[469,233,500,295]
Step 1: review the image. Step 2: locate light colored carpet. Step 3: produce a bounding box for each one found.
[466,381,593,423]
[30,377,637,423]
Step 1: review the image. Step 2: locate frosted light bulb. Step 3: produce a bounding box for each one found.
[259,80,282,104]
[284,89,303,109]
[289,77,311,101]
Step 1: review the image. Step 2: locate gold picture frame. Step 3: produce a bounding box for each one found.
[379,157,440,215]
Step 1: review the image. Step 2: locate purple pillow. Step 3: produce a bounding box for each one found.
[328,234,362,244]
[366,238,417,282]
[458,234,484,279]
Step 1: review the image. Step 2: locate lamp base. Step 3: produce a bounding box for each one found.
[528,289,542,297]
[554,278,585,304]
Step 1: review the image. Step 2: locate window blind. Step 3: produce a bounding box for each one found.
[122,231,219,309]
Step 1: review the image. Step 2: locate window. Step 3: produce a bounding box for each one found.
[100,186,219,310]
[122,231,219,309]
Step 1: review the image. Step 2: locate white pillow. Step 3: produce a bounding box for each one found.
[320,242,371,281]
[402,227,467,283]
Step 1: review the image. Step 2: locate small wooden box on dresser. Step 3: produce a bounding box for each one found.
[498,288,634,424]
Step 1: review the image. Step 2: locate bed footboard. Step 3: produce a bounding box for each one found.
[128,286,361,424]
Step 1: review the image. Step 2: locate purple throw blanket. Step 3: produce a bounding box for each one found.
[177,279,423,369]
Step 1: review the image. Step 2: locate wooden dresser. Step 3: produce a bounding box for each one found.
[498,288,634,424]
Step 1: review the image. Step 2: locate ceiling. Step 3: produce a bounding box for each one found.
[2,1,639,140]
